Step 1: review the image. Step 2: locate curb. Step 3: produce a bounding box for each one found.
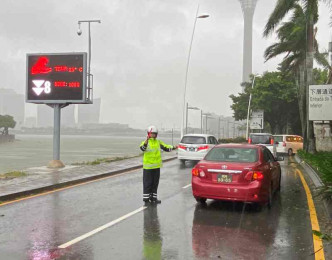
[294,155,332,220]
[0,157,177,203]
[294,155,324,187]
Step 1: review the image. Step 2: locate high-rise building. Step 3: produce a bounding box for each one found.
[24,117,37,128]
[37,104,76,127]
[37,105,53,127]
[62,105,75,127]
[77,98,101,125]
[239,0,258,91]
[0,89,25,127]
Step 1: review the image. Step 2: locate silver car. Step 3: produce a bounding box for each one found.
[177,134,218,164]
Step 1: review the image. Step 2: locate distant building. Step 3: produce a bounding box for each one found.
[77,98,101,125]
[24,117,37,128]
[37,105,53,127]
[37,104,76,127]
[0,88,25,128]
[62,105,75,127]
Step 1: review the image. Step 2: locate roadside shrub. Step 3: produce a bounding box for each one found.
[297,149,332,201]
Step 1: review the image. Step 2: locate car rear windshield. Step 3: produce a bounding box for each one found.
[180,136,206,144]
[205,147,258,162]
[274,136,283,143]
[250,135,271,144]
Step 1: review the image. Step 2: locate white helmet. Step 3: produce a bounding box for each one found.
[147,125,158,134]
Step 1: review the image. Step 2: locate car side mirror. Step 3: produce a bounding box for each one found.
[276,156,284,161]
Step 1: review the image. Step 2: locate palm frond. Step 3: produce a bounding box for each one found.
[263,0,298,37]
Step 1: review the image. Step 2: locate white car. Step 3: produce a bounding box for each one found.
[177,134,218,164]
[249,133,276,156]
[273,135,303,156]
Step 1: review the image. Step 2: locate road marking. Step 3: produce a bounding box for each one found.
[182,184,192,189]
[296,169,325,260]
[0,168,139,207]
[58,206,147,249]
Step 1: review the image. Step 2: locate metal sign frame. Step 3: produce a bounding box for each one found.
[26,52,88,104]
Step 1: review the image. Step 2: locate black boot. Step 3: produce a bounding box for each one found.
[151,198,161,204]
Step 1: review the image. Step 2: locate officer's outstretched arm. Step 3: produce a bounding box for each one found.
[159,141,176,152]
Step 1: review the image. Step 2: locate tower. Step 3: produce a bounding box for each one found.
[239,0,258,91]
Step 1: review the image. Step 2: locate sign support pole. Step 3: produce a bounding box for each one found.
[47,103,66,168]
[53,104,61,161]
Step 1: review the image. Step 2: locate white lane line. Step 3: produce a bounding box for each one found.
[182,184,192,189]
[58,206,147,249]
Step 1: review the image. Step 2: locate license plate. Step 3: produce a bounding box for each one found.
[217,174,232,183]
[188,147,195,152]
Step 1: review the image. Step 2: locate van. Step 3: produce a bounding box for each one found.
[273,135,303,156]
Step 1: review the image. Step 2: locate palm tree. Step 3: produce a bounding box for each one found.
[264,4,330,141]
[263,0,331,153]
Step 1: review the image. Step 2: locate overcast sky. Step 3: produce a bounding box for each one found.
[0,0,330,129]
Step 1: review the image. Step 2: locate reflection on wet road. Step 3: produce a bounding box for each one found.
[0,158,320,259]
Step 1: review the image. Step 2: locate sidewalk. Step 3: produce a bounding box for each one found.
[0,152,177,202]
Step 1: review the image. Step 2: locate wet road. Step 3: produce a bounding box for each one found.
[0,157,319,259]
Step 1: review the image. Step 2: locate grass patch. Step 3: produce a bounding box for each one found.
[297,150,332,201]
[72,154,141,166]
[297,150,332,183]
[0,171,27,180]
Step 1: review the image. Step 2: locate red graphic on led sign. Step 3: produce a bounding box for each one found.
[31,57,53,75]
[31,57,83,75]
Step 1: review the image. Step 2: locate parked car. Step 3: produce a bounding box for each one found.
[191,144,283,208]
[248,133,276,156]
[177,134,218,164]
[273,135,303,156]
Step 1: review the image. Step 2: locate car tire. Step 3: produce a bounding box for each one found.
[288,148,293,156]
[254,203,263,212]
[195,197,207,204]
[267,185,273,209]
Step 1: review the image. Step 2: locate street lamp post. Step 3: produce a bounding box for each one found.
[186,103,201,134]
[201,110,203,134]
[77,19,101,101]
[181,5,209,138]
[246,74,261,140]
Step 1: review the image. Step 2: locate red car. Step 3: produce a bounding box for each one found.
[192,144,283,208]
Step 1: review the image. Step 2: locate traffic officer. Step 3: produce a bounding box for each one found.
[140,126,177,204]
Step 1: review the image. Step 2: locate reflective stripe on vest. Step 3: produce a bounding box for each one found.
[143,162,162,169]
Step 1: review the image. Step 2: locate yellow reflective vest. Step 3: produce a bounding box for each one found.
[140,138,174,169]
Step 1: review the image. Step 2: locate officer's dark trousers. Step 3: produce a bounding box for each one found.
[143,168,160,201]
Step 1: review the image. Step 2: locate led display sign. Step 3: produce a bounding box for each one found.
[26,53,87,103]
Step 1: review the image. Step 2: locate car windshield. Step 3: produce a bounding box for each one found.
[205,147,258,162]
[251,135,271,144]
[181,136,206,144]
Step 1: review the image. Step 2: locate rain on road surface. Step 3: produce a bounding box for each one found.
[0,157,319,259]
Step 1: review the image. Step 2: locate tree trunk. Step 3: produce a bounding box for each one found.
[298,64,307,148]
[305,17,316,154]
